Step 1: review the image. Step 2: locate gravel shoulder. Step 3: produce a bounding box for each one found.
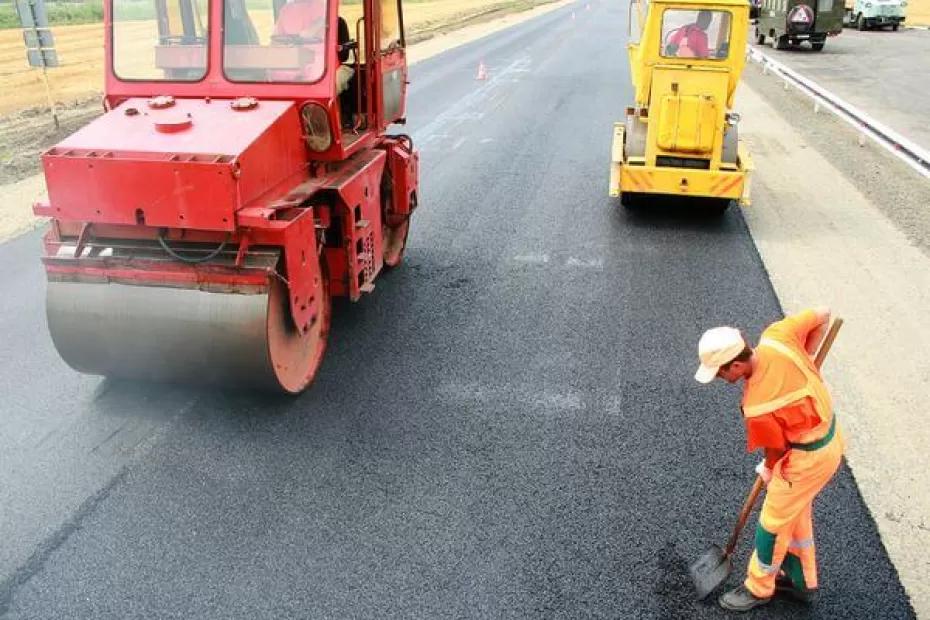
[741,58,930,258]
[738,63,930,617]
[749,30,930,156]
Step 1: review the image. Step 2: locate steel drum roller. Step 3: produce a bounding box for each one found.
[46,277,329,393]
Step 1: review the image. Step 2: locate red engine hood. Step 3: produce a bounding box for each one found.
[40,97,309,232]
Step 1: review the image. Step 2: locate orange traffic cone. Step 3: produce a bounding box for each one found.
[475,60,488,81]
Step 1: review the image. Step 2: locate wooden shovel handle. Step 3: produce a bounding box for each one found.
[724,317,843,558]
[724,475,765,557]
[813,317,843,369]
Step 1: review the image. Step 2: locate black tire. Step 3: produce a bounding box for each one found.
[812,41,825,51]
[620,192,642,210]
[774,34,790,50]
[706,199,731,216]
[755,28,766,44]
[892,23,899,31]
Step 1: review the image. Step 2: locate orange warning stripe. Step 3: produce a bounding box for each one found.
[626,170,643,191]
[716,176,743,197]
[709,176,728,194]
[625,170,653,191]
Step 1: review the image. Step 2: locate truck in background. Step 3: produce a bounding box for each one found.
[844,0,907,30]
[755,0,844,50]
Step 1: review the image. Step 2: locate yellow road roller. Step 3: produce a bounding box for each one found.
[610,0,753,211]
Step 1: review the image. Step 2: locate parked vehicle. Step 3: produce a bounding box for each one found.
[844,0,906,30]
[755,0,844,50]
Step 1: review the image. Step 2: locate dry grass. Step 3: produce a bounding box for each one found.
[0,0,549,114]
[909,0,930,26]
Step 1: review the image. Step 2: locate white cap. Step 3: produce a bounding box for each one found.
[694,326,745,384]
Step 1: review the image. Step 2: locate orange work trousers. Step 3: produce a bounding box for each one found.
[744,429,844,597]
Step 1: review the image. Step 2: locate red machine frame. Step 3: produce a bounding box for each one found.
[34,0,420,393]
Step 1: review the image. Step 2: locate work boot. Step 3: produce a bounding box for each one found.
[775,575,816,604]
[718,585,771,612]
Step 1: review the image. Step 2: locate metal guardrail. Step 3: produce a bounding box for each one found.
[747,47,930,181]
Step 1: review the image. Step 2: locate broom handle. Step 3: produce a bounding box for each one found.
[723,316,844,557]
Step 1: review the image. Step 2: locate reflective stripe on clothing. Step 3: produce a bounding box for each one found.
[790,415,837,451]
[741,311,836,451]
[742,386,813,418]
[759,336,832,426]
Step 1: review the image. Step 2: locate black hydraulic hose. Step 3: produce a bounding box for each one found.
[395,133,414,152]
[157,231,231,264]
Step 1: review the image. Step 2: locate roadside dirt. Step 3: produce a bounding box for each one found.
[0,95,102,186]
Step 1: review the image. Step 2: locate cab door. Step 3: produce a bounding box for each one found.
[375,0,407,128]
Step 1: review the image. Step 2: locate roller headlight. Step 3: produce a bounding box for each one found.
[301,103,333,152]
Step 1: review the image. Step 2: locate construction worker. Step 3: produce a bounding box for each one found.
[665,10,713,58]
[694,307,844,612]
[272,0,354,94]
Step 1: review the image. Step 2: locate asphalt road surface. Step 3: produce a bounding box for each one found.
[0,2,916,618]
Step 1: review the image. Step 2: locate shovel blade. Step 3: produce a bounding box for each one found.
[689,544,732,600]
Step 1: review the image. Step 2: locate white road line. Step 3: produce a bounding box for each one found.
[566,256,604,269]
[412,54,533,145]
[437,380,586,413]
[513,253,550,264]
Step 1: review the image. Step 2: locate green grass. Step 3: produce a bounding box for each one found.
[0,0,104,28]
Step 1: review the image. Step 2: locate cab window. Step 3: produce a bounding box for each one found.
[628,0,648,45]
[223,0,328,83]
[380,0,401,50]
[661,9,731,60]
[113,0,208,81]
[338,1,366,61]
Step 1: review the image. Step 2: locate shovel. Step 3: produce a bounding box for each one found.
[689,317,844,600]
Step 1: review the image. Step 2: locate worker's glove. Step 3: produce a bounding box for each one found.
[755,460,773,485]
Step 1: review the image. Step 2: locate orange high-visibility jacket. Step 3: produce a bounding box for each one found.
[740,310,835,452]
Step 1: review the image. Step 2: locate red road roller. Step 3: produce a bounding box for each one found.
[34,0,419,393]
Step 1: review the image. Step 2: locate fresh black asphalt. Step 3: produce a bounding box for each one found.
[0,1,915,618]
